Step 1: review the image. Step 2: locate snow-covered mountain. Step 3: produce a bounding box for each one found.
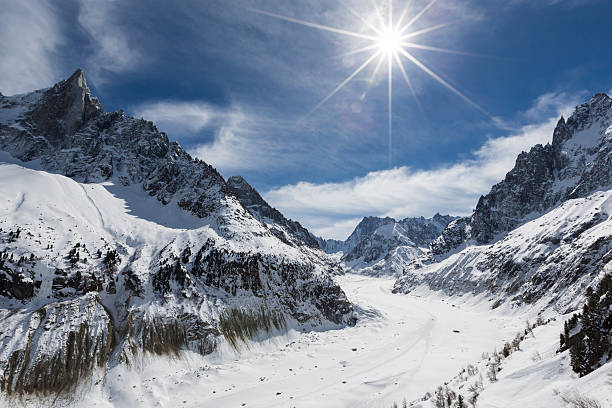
[318,214,455,276]
[394,93,612,311]
[0,70,354,396]
[226,175,321,249]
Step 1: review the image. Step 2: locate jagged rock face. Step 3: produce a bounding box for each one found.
[0,294,113,395]
[0,69,236,223]
[227,175,320,248]
[394,190,612,313]
[319,214,455,276]
[0,70,354,396]
[429,218,468,257]
[431,93,612,255]
[28,69,103,146]
[395,93,612,309]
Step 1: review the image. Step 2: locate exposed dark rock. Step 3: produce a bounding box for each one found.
[227,175,320,248]
[0,70,355,397]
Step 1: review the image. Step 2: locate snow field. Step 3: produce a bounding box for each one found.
[73,275,533,408]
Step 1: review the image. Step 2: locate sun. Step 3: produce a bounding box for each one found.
[248,1,487,167]
[378,28,402,55]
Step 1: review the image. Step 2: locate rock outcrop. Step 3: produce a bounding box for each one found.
[394,93,612,310]
[0,70,354,396]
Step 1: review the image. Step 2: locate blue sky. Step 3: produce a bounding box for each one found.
[2,0,612,238]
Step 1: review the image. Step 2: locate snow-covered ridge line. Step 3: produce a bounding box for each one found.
[318,214,456,277]
[0,70,355,397]
[395,92,612,310]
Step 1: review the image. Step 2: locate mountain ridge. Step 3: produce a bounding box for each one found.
[0,70,354,396]
[432,92,612,256]
[394,92,612,311]
[226,175,321,249]
[318,213,456,276]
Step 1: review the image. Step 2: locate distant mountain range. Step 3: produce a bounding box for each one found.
[317,214,456,276]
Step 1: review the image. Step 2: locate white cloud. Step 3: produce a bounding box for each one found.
[263,93,579,240]
[132,101,219,134]
[132,100,301,174]
[189,110,300,174]
[0,1,62,95]
[307,217,364,243]
[78,0,140,82]
[523,91,580,120]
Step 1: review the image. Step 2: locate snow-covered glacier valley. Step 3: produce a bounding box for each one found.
[43,275,537,408]
[1,72,611,408]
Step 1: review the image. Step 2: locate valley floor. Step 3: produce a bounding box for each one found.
[76,274,534,408]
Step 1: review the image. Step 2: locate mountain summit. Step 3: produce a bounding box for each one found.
[319,214,456,276]
[395,92,612,311]
[0,70,354,395]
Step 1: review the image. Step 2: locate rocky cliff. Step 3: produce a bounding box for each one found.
[0,70,354,396]
[394,93,612,310]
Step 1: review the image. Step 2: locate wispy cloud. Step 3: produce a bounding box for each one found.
[189,107,305,174]
[132,101,221,135]
[77,0,141,83]
[0,1,62,95]
[132,99,306,174]
[263,92,580,240]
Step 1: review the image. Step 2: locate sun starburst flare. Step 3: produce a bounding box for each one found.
[249,0,487,167]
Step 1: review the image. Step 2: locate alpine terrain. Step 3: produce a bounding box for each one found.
[394,93,612,312]
[0,70,353,398]
[318,214,456,276]
[0,72,610,408]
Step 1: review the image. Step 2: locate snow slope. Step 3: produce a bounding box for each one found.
[0,159,352,307]
[1,274,536,408]
[478,321,612,408]
[395,189,612,312]
[403,312,611,408]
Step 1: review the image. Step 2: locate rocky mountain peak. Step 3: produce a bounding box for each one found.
[316,214,455,276]
[426,92,612,258]
[227,175,260,202]
[552,115,571,147]
[29,69,103,147]
[565,92,611,134]
[349,216,395,238]
[227,175,249,188]
[227,175,271,211]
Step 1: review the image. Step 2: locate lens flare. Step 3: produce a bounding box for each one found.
[378,28,403,55]
[248,1,487,167]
